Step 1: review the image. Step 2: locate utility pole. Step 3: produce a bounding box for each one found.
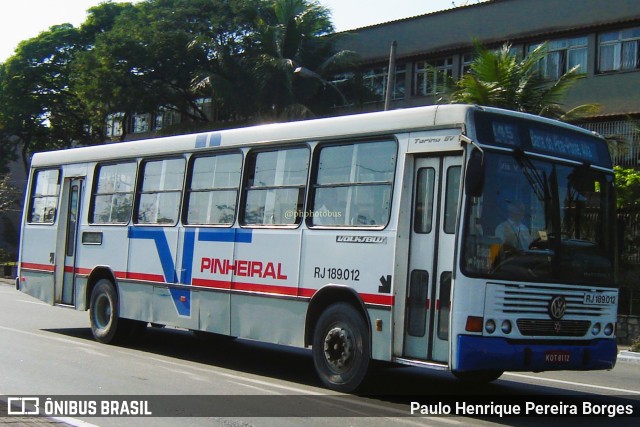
[384,40,397,111]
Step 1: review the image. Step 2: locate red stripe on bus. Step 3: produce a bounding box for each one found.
[360,293,394,306]
[231,282,299,296]
[188,278,391,305]
[25,262,394,307]
[75,267,92,275]
[125,272,166,282]
[298,288,316,298]
[21,262,54,272]
[192,278,231,289]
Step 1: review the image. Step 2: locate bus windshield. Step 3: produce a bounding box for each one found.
[462,150,616,286]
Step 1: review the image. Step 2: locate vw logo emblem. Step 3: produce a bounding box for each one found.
[549,296,567,320]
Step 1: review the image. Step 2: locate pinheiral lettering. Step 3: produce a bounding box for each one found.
[200,258,287,280]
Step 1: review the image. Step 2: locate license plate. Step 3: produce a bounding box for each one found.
[545,350,571,364]
[583,293,616,305]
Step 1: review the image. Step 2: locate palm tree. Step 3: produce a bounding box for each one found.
[450,42,599,121]
[250,0,358,120]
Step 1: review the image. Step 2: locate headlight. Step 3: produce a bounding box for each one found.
[485,319,496,334]
[501,320,512,334]
[592,322,601,335]
[604,323,614,336]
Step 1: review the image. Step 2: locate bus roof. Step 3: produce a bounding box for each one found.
[30,104,601,168]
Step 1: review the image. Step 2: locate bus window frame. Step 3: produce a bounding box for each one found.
[89,160,138,226]
[133,156,186,227]
[182,149,244,228]
[307,138,398,230]
[239,144,311,228]
[27,168,62,225]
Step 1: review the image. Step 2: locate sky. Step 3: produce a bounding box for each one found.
[0,0,488,62]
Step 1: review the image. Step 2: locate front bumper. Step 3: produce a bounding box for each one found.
[456,335,617,372]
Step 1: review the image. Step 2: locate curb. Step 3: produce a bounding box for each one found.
[618,350,640,364]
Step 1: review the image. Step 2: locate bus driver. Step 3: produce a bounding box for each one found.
[494,200,531,251]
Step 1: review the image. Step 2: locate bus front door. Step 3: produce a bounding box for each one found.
[57,178,83,306]
[403,156,460,362]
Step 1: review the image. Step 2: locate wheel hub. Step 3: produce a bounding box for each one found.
[95,294,112,329]
[323,327,353,372]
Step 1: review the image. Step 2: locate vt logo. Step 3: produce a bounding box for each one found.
[128,227,252,316]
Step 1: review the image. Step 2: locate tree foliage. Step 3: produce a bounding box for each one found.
[0,0,359,171]
[615,166,640,208]
[450,42,600,121]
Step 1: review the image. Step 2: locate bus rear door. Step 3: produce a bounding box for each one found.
[56,178,83,306]
[403,156,461,362]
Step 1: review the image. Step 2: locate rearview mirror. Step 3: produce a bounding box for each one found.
[465,149,485,197]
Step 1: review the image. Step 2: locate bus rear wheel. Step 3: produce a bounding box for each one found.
[89,279,123,344]
[312,303,370,392]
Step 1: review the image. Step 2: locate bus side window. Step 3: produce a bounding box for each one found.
[242,147,309,226]
[185,153,242,225]
[28,169,61,224]
[135,158,185,225]
[90,162,137,224]
[311,140,396,227]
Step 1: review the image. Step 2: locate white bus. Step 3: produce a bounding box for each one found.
[17,105,618,391]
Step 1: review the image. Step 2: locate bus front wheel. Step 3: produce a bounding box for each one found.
[89,279,122,344]
[312,303,370,392]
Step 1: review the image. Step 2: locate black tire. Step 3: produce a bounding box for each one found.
[89,279,123,344]
[452,370,503,383]
[312,303,370,392]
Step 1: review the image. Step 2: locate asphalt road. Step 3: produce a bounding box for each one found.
[1,280,639,427]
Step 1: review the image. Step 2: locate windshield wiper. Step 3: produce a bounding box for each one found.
[513,149,548,202]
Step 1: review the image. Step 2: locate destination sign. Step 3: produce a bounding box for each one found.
[474,111,611,168]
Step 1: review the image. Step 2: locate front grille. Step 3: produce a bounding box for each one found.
[516,319,590,337]
[486,283,617,319]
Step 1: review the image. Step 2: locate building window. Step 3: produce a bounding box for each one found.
[154,107,180,131]
[461,53,475,75]
[529,37,588,79]
[192,97,213,121]
[415,57,453,96]
[242,147,309,226]
[135,158,185,225]
[28,169,60,224]
[311,140,396,227]
[105,113,124,138]
[132,113,150,133]
[362,66,405,101]
[186,153,242,225]
[90,162,137,224]
[599,27,640,72]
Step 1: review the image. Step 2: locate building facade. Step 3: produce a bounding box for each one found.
[335,0,640,165]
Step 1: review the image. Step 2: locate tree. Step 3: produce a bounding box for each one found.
[0,24,96,172]
[0,173,21,263]
[191,0,359,122]
[249,0,358,119]
[73,0,219,140]
[450,42,599,121]
[188,0,262,124]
